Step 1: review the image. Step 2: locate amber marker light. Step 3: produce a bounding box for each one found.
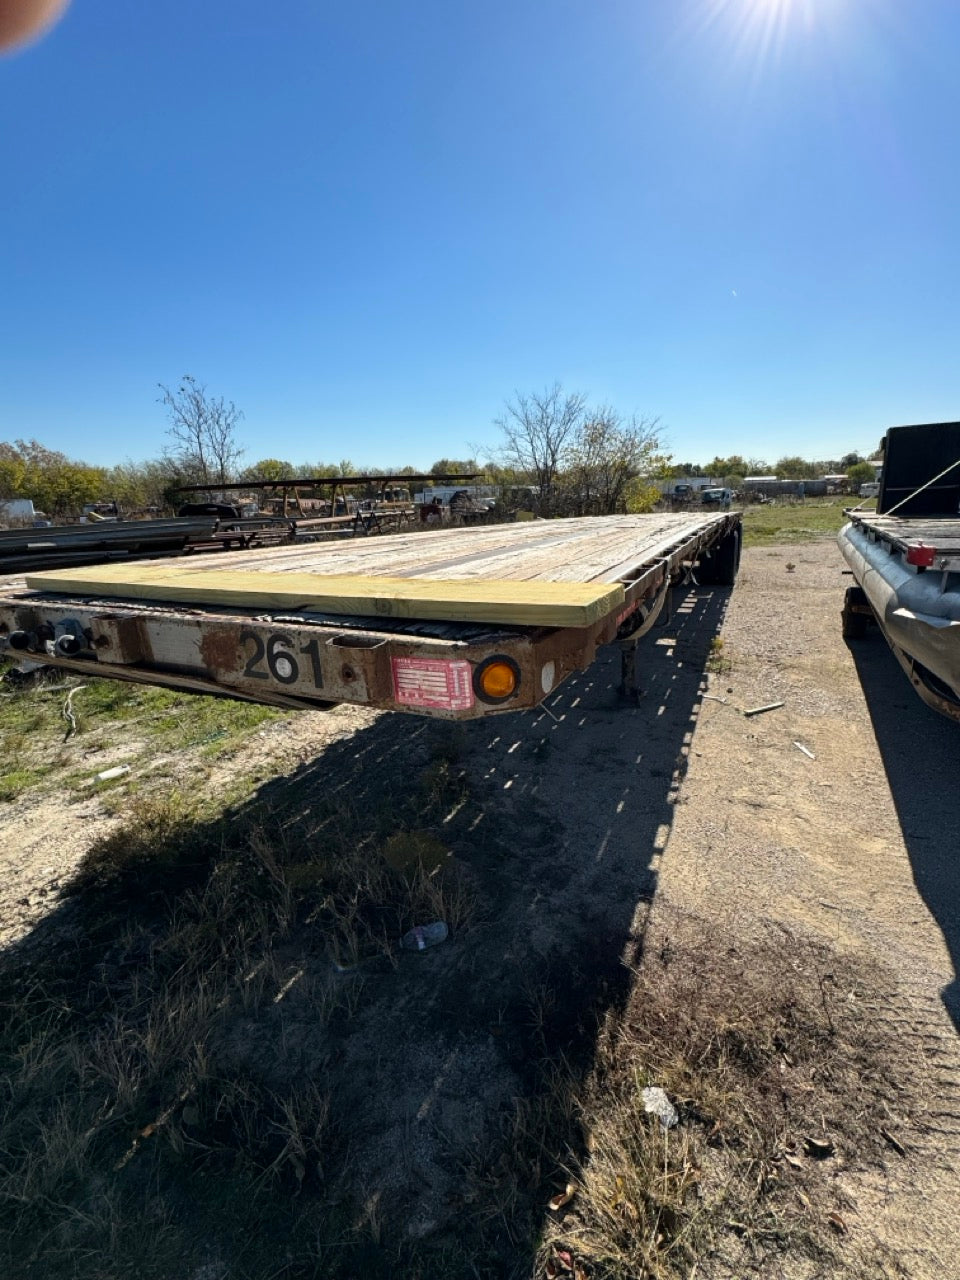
[473,656,521,704]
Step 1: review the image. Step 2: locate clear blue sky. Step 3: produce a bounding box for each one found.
[2,0,958,470]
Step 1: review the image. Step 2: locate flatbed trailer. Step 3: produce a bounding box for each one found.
[0,512,741,719]
[839,510,960,720]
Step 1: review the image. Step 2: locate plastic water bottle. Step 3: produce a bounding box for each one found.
[400,921,448,951]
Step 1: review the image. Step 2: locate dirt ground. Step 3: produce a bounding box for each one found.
[658,542,960,1276]
[1,537,958,1277]
[0,697,379,950]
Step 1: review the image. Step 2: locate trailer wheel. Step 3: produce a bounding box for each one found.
[841,585,870,640]
[700,528,741,586]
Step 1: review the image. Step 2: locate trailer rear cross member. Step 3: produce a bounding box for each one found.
[0,513,741,719]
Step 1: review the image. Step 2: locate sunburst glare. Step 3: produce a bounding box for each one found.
[691,0,852,71]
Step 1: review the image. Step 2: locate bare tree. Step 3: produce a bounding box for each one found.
[561,409,666,515]
[158,375,244,489]
[495,383,586,511]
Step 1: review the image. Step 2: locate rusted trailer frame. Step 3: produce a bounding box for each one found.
[0,514,740,720]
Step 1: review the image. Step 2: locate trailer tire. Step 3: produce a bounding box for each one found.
[841,585,870,640]
[700,528,741,586]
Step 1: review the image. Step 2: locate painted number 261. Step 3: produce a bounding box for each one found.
[239,631,324,688]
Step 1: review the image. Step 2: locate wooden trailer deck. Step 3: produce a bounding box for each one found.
[845,511,960,568]
[0,512,741,718]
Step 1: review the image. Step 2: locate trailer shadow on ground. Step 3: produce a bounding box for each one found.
[850,635,960,1033]
[0,584,733,1280]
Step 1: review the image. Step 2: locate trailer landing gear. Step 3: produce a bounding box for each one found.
[617,578,673,704]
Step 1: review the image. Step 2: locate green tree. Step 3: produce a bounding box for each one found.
[103,462,149,510]
[295,461,342,478]
[705,455,748,478]
[137,459,187,511]
[774,455,817,480]
[846,460,876,488]
[0,439,106,515]
[430,457,478,476]
[0,447,27,498]
[624,478,663,513]
[239,458,296,482]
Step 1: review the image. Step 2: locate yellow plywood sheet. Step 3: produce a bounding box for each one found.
[24,565,624,628]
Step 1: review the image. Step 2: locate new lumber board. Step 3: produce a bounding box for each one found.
[24,564,624,628]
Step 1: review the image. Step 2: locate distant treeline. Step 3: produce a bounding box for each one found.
[0,440,879,519]
[1,375,879,518]
[668,452,877,483]
[0,441,489,518]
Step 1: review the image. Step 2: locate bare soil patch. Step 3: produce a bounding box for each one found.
[655,541,960,1278]
[0,686,376,949]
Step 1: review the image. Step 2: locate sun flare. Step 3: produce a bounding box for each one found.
[693,0,849,68]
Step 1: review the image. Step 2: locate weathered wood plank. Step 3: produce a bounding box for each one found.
[24,566,624,628]
[167,515,719,583]
[23,515,728,628]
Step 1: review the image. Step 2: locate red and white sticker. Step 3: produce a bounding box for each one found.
[391,657,475,711]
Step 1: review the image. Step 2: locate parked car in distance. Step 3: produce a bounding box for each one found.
[858,482,880,498]
[701,487,732,508]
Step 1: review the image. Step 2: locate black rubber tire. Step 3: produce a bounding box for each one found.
[700,528,741,586]
[841,607,868,640]
[841,585,870,640]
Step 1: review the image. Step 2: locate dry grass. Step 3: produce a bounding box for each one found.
[0,660,287,803]
[0,805,910,1280]
[705,637,730,676]
[535,922,912,1280]
[0,683,915,1280]
[0,731,481,1280]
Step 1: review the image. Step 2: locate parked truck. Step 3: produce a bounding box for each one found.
[838,421,960,722]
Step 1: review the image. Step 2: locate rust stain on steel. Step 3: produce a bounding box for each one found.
[503,629,587,707]
[96,616,144,664]
[199,626,242,676]
[329,634,391,701]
